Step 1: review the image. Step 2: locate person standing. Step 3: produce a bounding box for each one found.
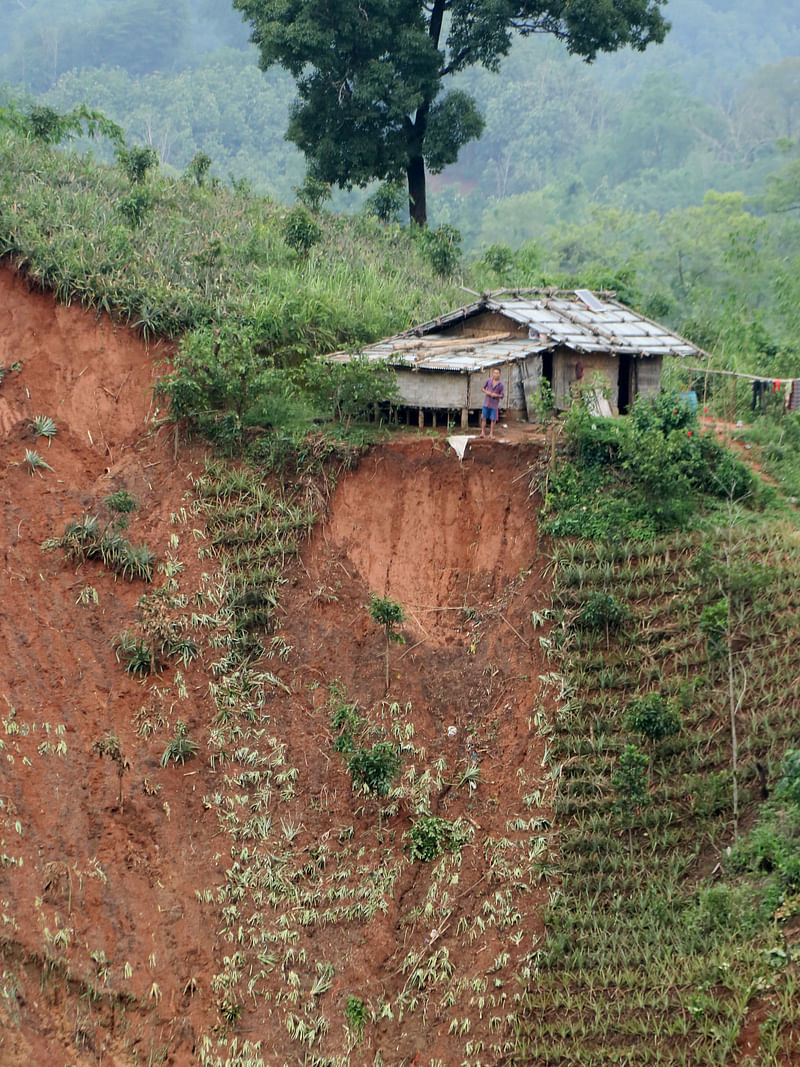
[480,367,504,439]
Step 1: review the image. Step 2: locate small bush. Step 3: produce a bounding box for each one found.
[625,695,681,742]
[362,179,405,223]
[727,803,800,911]
[413,223,462,276]
[405,816,469,862]
[104,489,138,514]
[294,176,332,212]
[115,144,159,184]
[184,152,212,186]
[613,744,649,818]
[345,995,368,1040]
[775,750,800,807]
[282,205,322,258]
[301,356,398,422]
[575,592,630,634]
[700,598,728,661]
[368,594,406,642]
[347,741,402,796]
[117,188,153,228]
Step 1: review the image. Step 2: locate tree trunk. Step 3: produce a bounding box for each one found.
[407,154,427,227]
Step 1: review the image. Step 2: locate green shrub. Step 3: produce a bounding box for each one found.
[330,683,363,756]
[294,176,332,213]
[117,188,153,228]
[344,995,368,1040]
[545,390,764,541]
[405,816,469,862]
[613,744,649,814]
[690,770,732,818]
[575,592,630,634]
[699,598,728,660]
[301,355,398,422]
[727,802,800,911]
[775,750,800,807]
[612,744,649,854]
[413,223,462,276]
[625,695,681,742]
[481,242,514,277]
[368,594,406,642]
[104,489,138,514]
[362,179,405,223]
[282,205,322,258]
[184,151,212,186]
[346,741,402,796]
[115,144,159,184]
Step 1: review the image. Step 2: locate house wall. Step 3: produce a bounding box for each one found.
[438,311,528,339]
[636,355,662,396]
[553,349,619,408]
[394,369,471,409]
[551,349,663,410]
[393,355,540,416]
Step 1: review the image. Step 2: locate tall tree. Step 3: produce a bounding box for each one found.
[233,0,670,225]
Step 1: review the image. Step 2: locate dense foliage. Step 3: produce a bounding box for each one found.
[232,0,667,225]
[542,390,768,540]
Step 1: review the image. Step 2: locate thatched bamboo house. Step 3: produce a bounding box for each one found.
[328,289,707,426]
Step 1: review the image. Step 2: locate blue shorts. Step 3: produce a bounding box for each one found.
[482,405,498,422]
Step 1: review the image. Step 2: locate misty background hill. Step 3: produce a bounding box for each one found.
[2,0,799,221]
[2,0,800,367]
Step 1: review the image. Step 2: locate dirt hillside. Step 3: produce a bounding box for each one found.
[0,264,554,1065]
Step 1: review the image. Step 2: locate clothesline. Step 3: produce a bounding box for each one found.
[684,366,795,385]
[683,365,800,413]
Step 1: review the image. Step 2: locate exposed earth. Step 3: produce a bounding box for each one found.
[0,264,557,1065]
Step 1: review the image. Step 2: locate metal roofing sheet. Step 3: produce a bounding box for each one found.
[326,289,706,369]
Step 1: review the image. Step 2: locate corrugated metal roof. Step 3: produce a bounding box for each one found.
[327,336,546,373]
[327,289,705,369]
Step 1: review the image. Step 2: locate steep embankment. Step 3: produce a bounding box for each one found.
[0,265,219,1062]
[0,265,556,1065]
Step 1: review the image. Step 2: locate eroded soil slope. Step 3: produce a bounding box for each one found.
[0,265,555,1065]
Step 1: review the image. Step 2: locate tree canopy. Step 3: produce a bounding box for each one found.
[233,0,670,225]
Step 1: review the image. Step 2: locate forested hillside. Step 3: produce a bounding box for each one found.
[2,0,800,243]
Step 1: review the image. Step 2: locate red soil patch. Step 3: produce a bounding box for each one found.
[0,263,556,1064]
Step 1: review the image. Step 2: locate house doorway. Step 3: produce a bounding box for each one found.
[542,351,553,387]
[617,354,635,413]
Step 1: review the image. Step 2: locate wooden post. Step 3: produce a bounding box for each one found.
[461,407,468,428]
[418,408,424,428]
[549,423,557,472]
